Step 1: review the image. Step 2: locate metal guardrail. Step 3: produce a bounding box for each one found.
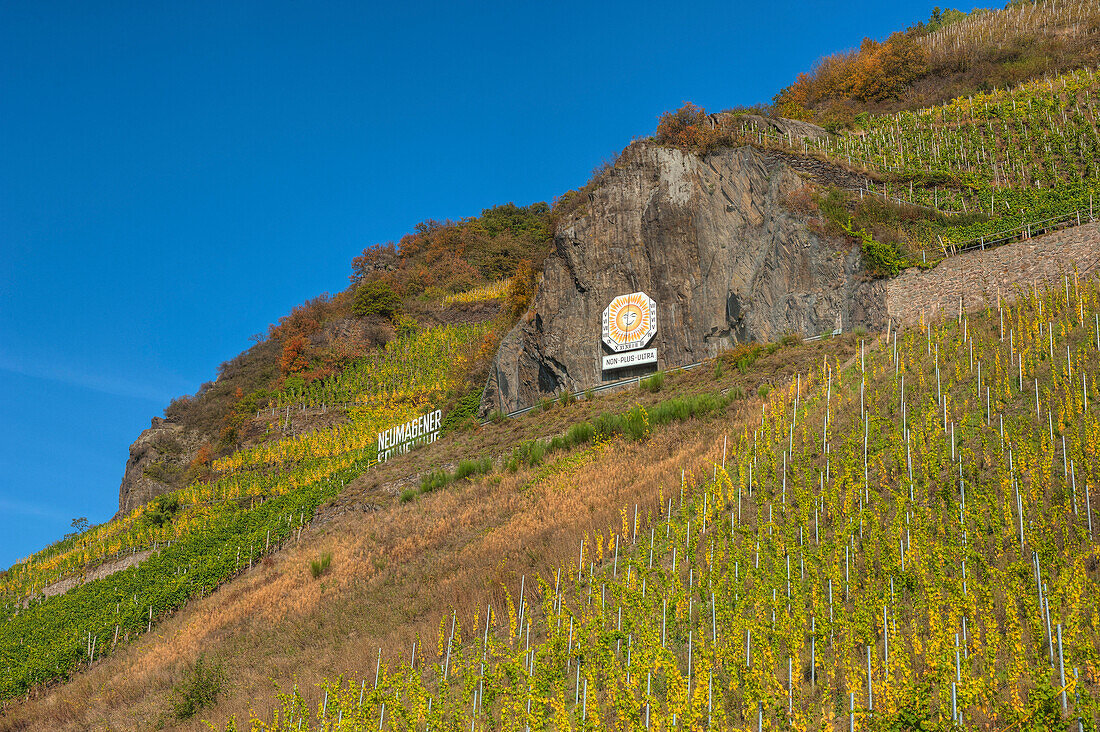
[483,329,843,423]
[483,361,703,423]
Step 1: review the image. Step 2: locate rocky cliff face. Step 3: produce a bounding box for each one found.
[116,418,203,518]
[482,141,887,415]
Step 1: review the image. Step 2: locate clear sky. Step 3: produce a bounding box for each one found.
[0,0,942,568]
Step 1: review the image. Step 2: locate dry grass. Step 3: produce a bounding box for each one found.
[0,336,859,731]
[918,0,1100,67]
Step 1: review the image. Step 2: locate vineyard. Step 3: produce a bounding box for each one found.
[0,321,498,699]
[737,64,1100,263]
[0,452,370,699]
[10,11,1100,724]
[808,67,1100,190]
[272,322,495,410]
[916,1,1100,70]
[224,276,1100,730]
[442,280,510,307]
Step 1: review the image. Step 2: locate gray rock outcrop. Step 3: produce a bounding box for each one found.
[481,141,886,415]
[710,113,830,142]
[116,418,202,518]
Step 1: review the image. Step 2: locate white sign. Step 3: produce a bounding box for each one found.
[377,409,442,462]
[602,348,658,371]
[602,292,657,353]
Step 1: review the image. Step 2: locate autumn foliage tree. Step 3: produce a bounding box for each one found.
[350,203,551,298]
[505,258,536,316]
[774,31,927,114]
[352,280,401,319]
[279,335,310,376]
[186,442,215,483]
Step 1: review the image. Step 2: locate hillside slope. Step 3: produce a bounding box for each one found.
[112,201,552,517]
[774,0,1100,122]
[6,3,1100,728]
[10,273,1100,730]
[1,332,854,730]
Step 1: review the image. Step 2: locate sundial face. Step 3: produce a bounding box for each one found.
[602,292,657,352]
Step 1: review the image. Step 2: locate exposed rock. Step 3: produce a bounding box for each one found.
[481,141,886,415]
[711,113,830,142]
[115,418,203,519]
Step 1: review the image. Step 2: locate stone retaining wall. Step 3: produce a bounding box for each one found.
[886,221,1100,324]
[22,550,153,607]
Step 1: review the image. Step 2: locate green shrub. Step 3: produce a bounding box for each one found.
[399,488,417,503]
[352,280,401,319]
[505,259,537,316]
[441,388,485,435]
[172,655,224,720]
[860,235,906,277]
[394,315,419,338]
[509,439,547,469]
[713,359,724,379]
[579,390,736,447]
[525,440,546,465]
[559,390,576,407]
[649,398,691,425]
[591,411,620,443]
[454,457,491,481]
[758,385,773,399]
[142,460,182,484]
[539,396,554,412]
[640,371,665,393]
[732,344,765,374]
[144,494,181,529]
[780,332,802,346]
[622,406,651,441]
[565,421,594,446]
[309,553,332,579]
[419,470,450,493]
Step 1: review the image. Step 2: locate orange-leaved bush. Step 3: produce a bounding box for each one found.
[654,102,713,151]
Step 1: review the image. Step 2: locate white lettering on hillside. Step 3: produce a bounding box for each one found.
[377,409,443,462]
[602,348,658,371]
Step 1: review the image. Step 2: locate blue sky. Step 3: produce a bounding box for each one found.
[0,0,942,568]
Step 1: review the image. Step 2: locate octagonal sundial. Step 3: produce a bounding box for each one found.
[601,292,657,353]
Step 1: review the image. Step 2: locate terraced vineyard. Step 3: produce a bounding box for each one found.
[272,322,495,409]
[818,68,1100,184]
[222,323,494,473]
[916,0,1100,73]
[0,320,497,698]
[228,277,1100,730]
[743,65,1100,262]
